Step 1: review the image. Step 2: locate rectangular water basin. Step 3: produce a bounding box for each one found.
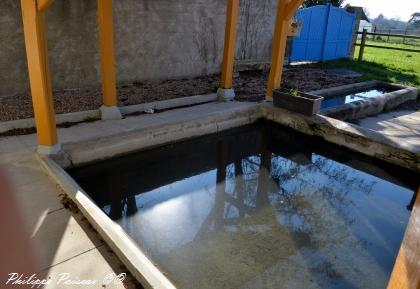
[313,81,418,120]
[321,87,391,109]
[68,121,419,289]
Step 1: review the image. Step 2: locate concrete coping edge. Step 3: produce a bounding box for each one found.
[37,155,178,289]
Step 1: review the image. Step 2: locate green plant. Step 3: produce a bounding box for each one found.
[289,88,300,96]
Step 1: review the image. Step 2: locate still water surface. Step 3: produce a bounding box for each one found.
[321,87,391,109]
[69,122,418,289]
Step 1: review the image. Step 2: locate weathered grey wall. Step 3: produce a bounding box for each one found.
[0,0,277,97]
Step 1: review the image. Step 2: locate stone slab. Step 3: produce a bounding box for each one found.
[40,245,139,289]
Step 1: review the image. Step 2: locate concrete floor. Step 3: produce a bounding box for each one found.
[0,148,140,288]
[358,110,420,151]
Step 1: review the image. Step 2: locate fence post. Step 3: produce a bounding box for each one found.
[387,29,391,42]
[403,29,407,44]
[358,28,367,61]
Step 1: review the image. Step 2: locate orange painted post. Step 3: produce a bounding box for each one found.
[218,0,239,100]
[387,188,420,289]
[97,0,121,119]
[266,0,303,100]
[20,0,60,154]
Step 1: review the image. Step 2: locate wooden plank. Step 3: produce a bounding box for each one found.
[355,43,420,53]
[387,188,420,289]
[356,31,420,40]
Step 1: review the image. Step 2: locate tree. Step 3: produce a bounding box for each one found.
[302,0,344,8]
[409,12,420,27]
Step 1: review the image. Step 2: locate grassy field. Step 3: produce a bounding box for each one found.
[318,41,420,88]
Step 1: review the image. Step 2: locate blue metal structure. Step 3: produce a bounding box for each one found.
[291,4,356,61]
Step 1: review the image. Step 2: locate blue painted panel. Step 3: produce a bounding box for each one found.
[291,5,329,61]
[323,6,356,60]
[291,4,356,62]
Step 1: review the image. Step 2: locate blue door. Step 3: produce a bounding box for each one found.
[323,6,356,60]
[291,5,355,62]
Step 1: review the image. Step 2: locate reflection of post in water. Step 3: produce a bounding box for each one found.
[125,195,138,216]
[234,160,246,217]
[214,140,229,230]
[108,168,122,220]
[256,130,272,211]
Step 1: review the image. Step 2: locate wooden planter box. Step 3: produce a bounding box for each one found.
[273,89,324,116]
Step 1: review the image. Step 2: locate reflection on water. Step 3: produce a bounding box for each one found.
[69,122,418,289]
[321,87,390,109]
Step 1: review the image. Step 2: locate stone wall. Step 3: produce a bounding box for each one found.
[0,0,277,97]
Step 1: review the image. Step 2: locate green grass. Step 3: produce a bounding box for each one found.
[318,41,420,88]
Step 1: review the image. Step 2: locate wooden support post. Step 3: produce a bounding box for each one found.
[97,0,118,108]
[20,0,59,153]
[387,188,420,289]
[220,0,239,90]
[266,0,291,99]
[358,28,367,62]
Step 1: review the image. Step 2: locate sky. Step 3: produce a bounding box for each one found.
[344,0,420,21]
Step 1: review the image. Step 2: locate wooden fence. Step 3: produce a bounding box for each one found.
[356,29,420,61]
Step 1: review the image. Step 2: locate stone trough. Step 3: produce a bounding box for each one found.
[311,81,418,121]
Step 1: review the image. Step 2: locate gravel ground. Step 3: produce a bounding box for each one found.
[0,67,354,122]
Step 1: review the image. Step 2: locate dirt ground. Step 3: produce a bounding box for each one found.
[0,67,354,122]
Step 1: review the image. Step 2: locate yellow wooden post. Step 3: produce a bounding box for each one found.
[21,0,60,153]
[97,0,119,108]
[218,0,239,100]
[266,0,303,99]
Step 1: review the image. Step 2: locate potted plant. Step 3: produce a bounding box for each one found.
[288,18,303,36]
[273,87,324,116]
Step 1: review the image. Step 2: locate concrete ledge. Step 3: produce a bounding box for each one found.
[38,155,177,289]
[38,143,62,155]
[100,105,123,120]
[0,94,218,135]
[217,88,235,101]
[261,104,420,172]
[120,93,217,115]
[308,80,380,96]
[62,103,261,167]
[0,110,100,134]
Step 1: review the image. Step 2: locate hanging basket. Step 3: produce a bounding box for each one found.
[288,21,303,36]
